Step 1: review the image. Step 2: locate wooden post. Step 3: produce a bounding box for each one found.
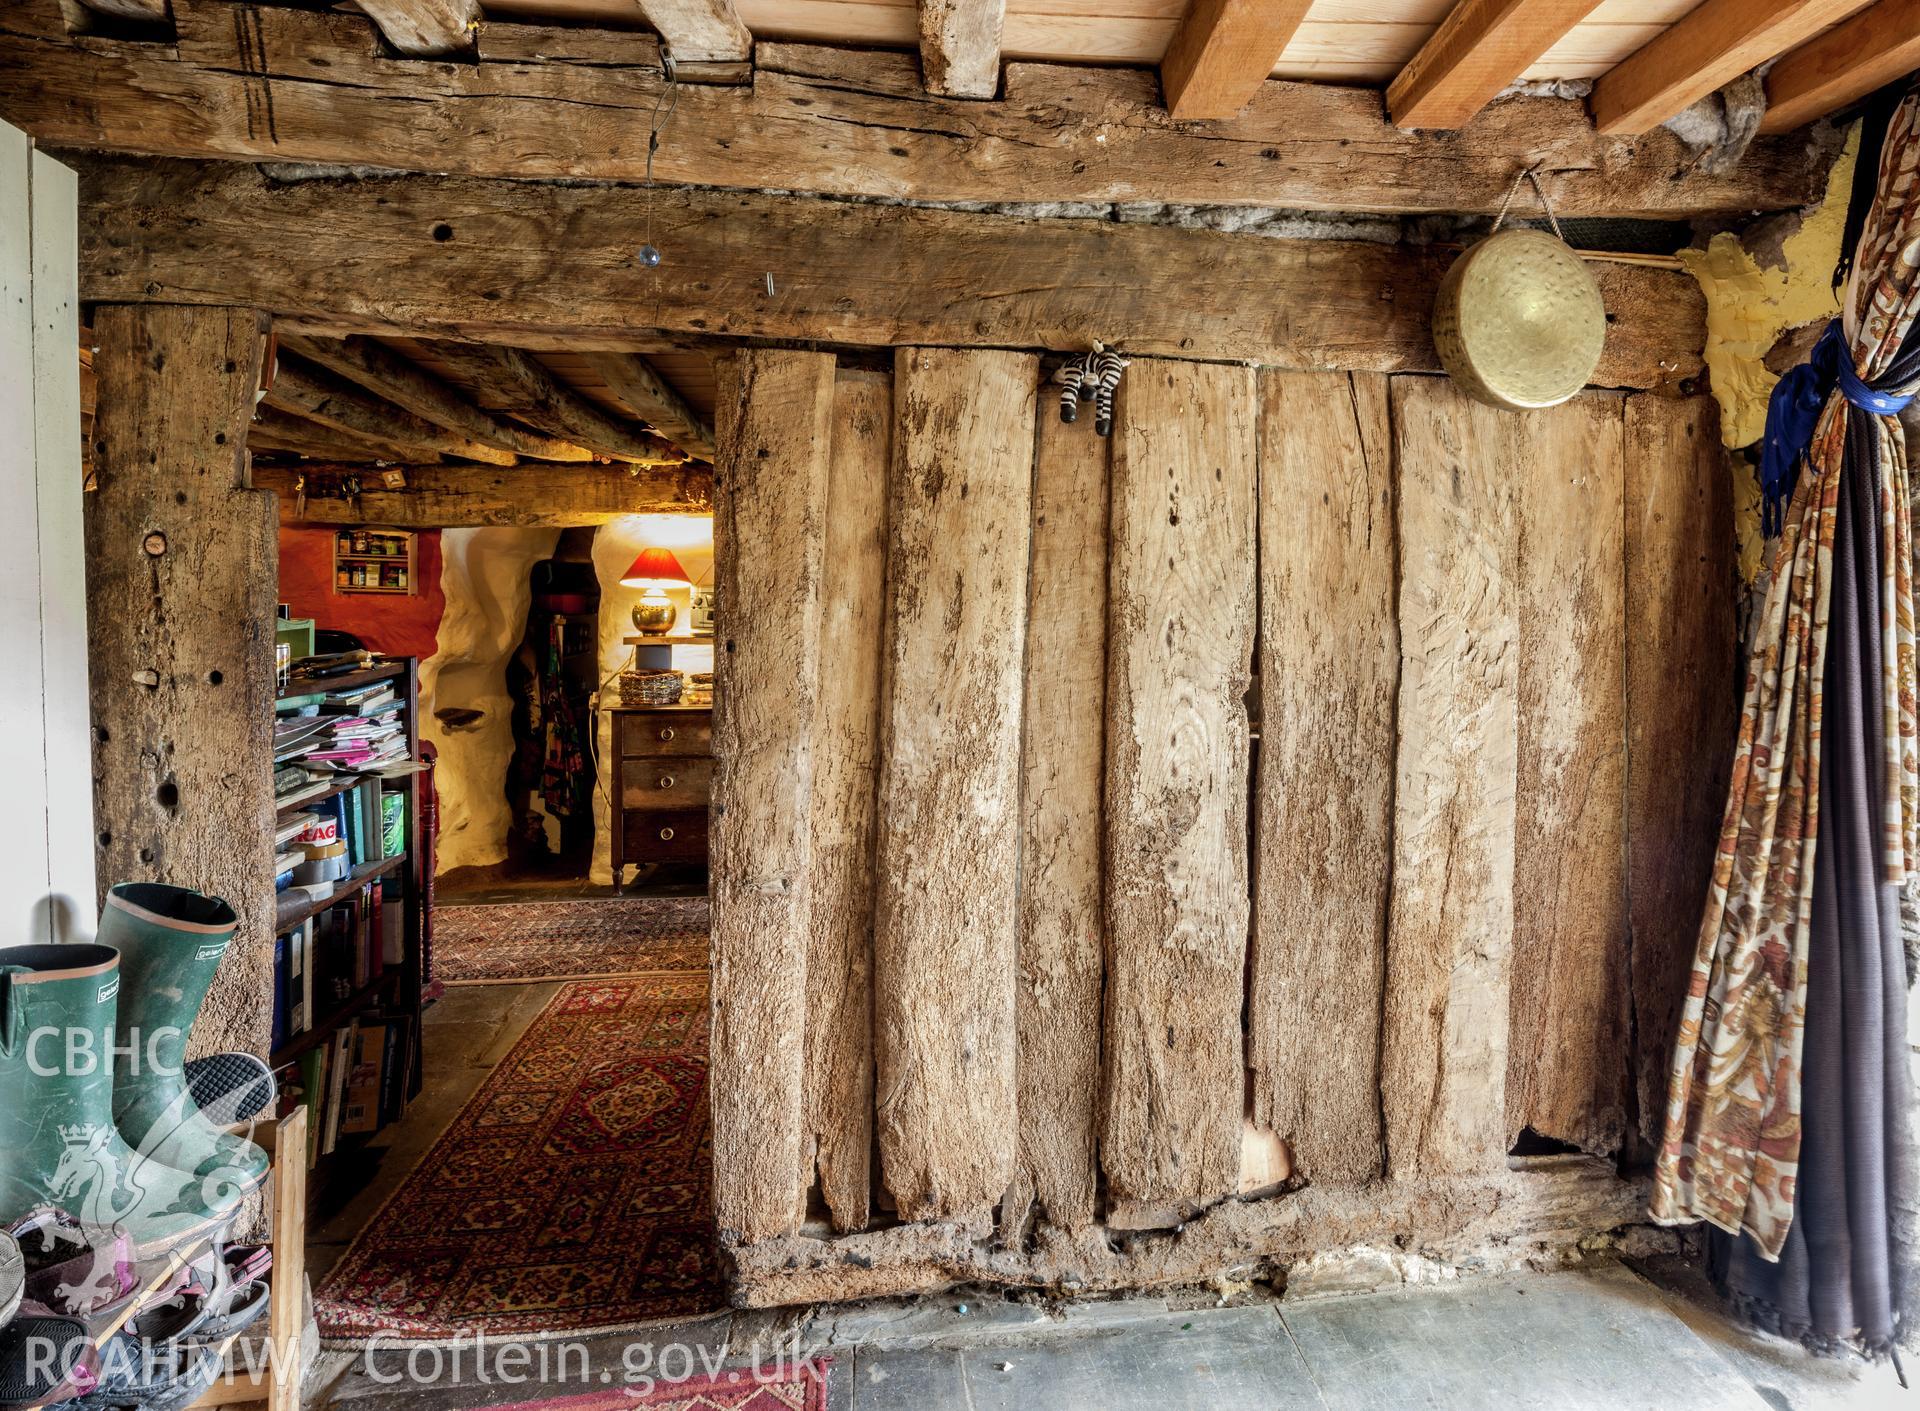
[1101,358,1257,1226]
[87,303,278,1059]
[873,347,1036,1224]
[1009,399,1110,1234]
[1381,377,1518,1178]
[709,348,835,1245]
[1249,370,1395,1183]
[803,368,891,1233]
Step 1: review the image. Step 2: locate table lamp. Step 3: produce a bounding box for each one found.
[620,546,693,635]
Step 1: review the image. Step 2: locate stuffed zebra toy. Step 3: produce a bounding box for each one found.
[1052,344,1129,437]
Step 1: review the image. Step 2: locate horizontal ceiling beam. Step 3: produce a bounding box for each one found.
[1388,0,1608,131]
[0,1,1836,218]
[250,407,435,465]
[1760,0,1920,135]
[77,156,1707,392]
[266,352,520,464]
[426,344,691,464]
[1159,0,1313,121]
[256,461,713,527]
[1589,0,1874,135]
[583,353,717,462]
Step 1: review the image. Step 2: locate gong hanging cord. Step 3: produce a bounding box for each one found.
[1489,162,1566,243]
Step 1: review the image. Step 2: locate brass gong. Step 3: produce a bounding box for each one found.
[1432,227,1606,411]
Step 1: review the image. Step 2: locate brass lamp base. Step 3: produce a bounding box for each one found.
[631,596,677,635]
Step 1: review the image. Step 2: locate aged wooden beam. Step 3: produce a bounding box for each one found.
[710,348,835,1245]
[918,0,1003,98]
[428,344,688,464]
[1158,0,1311,121]
[1506,393,1629,1156]
[803,367,890,1235]
[1623,394,1734,1151]
[1102,359,1257,1228]
[1381,377,1518,1179]
[1388,0,1609,130]
[255,460,713,526]
[634,0,749,63]
[1249,370,1394,1184]
[280,334,595,462]
[0,2,1837,217]
[1760,0,1920,135]
[75,158,1711,391]
[1590,0,1873,135]
[1008,398,1109,1236]
[354,0,479,57]
[249,407,433,465]
[873,348,1035,1223]
[265,351,519,465]
[583,352,717,461]
[88,304,279,1058]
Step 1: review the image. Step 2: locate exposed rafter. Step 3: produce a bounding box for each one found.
[633,0,750,63]
[584,353,717,462]
[353,0,480,57]
[279,333,595,462]
[265,352,520,465]
[428,345,691,465]
[250,408,436,466]
[256,461,713,527]
[918,0,1005,99]
[1760,0,1920,134]
[1589,0,1875,135]
[1160,0,1313,122]
[1388,0,1609,130]
[0,4,1837,218]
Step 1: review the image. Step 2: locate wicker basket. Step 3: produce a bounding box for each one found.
[619,668,683,707]
[683,671,715,707]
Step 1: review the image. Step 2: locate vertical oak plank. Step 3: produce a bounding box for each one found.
[88,303,278,1059]
[710,347,835,1243]
[1381,376,1518,1178]
[873,346,1037,1222]
[804,366,891,1233]
[1249,370,1395,1183]
[1624,393,1735,1149]
[1102,358,1258,1226]
[1010,401,1110,1235]
[1507,392,1631,1154]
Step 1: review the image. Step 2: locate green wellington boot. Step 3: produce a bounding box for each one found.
[0,945,241,1256]
[97,884,270,1204]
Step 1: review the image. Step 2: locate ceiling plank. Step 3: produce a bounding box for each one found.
[633,0,751,63]
[257,460,712,527]
[78,156,1707,393]
[919,0,1005,98]
[0,4,1839,219]
[1589,0,1875,135]
[1760,0,1920,134]
[583,353,718,461]
[1388,1,1610,130]
[265,352,521,465]
[280,333,596,462]
[1160,0,1314,122]
[250,408,437,466]
[353,0,480,58]
[428,345,693,464]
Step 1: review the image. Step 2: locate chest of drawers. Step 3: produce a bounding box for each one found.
[608,704,712,888]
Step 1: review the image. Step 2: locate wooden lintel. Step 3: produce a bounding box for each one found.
[1760,0,1920,135]
[1160,0,1312,122]
[76,157,1709,391]
[255,461,712,526]
[0,2,1837,218]
[1388,0,1609,131]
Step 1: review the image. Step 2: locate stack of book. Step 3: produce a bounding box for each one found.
[275,1010,416,1166]
[271,878,403,1053]
[284,678,411,777]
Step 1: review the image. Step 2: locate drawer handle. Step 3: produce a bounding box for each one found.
[659,827,676,841]
[657,775,675,790]
[659,726,676,741]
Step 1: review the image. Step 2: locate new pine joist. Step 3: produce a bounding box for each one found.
[0,1,1836,217]
[1760,0,1920,135]
[1388,0,1609,130]
[76,157,1709,391]
[1158,0,1311,121]
[255,460,714,527]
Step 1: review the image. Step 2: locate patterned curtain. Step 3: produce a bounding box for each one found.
[1650,91,1920,1264]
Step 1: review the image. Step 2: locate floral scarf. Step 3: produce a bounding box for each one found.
[1650,91,1920,1260]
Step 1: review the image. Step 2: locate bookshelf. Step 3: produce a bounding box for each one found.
[271,653,428,1200]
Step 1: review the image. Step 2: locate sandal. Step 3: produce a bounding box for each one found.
[7,1211,137,1320]
[0,1233,20,1330]
[54,1331,220,1411]
[0,1300,101,1411]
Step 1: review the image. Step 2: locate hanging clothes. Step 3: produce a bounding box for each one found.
[539,616,589,819]
[1650,88,1920,1356]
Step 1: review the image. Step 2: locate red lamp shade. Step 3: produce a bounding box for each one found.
[619,546,693,589]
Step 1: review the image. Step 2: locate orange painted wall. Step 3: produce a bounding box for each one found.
[278,527,446,660]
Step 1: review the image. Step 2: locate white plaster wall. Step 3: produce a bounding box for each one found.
[421,526,562,874]
[587,514,714,885]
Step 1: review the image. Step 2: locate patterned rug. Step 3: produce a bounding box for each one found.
[434,898,710,984]
[315,975,719,1341]
[478,1366,826,1411]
